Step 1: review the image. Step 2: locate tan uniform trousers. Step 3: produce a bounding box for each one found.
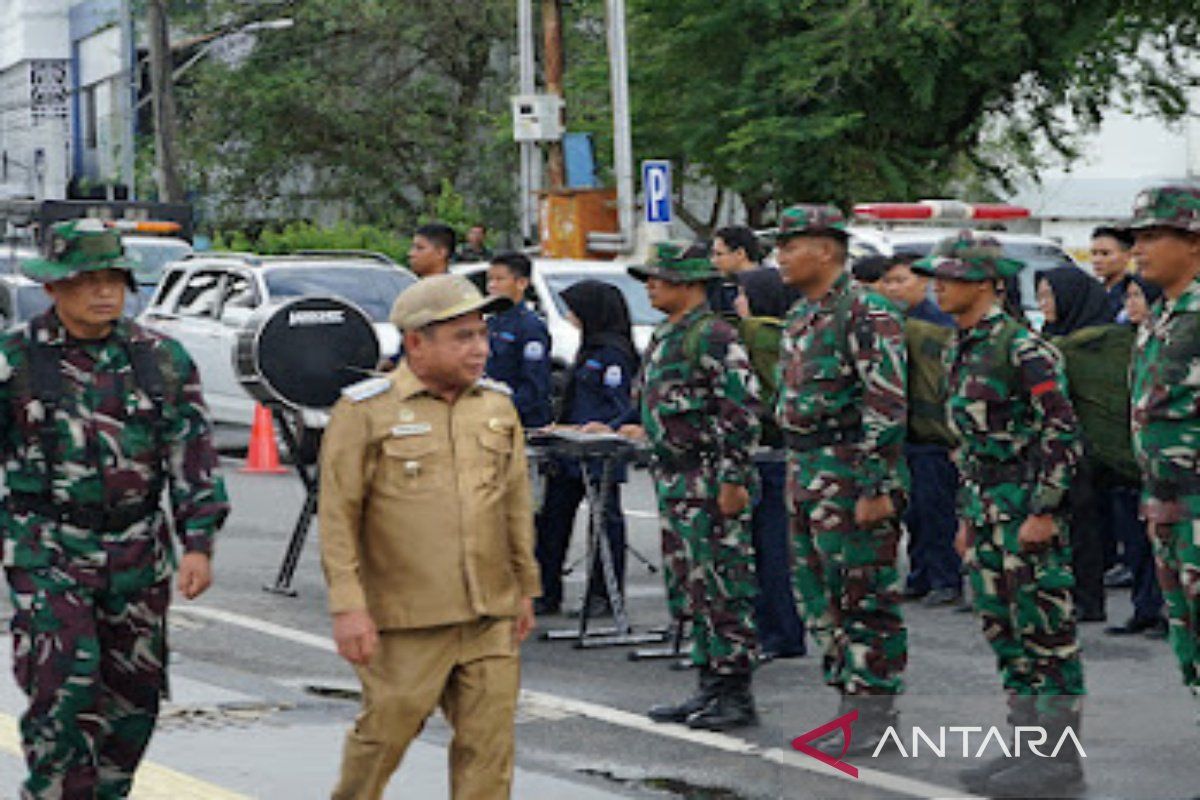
[332,617,520,800]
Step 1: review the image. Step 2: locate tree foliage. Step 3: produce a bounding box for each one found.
[565,0,1200,227]
[176,0,516,232]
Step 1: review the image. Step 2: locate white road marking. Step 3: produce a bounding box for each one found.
[175,604,981,799]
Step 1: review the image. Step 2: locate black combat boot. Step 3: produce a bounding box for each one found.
[815,694,899,758]
[984,706,1084,798]
[647,668,719,723]
[802,692,855,752]
[686,672,758,731]
[959,695,1036,793]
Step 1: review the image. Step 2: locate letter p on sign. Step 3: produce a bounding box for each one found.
[643,160,672,224]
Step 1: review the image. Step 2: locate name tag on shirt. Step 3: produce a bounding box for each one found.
[391,423,432,437]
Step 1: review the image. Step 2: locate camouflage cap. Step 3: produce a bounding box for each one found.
[628,242,719,284]
[390,273,512,331]
[23,219,136,287]
[1126,185,1200,233]
[775,204,849,241]
[911,230,1023,282]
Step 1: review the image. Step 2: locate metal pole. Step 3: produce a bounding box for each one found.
[517,0,538,242]
[119,0,137,199]
[147,0,184,202]
[606,0,634,252]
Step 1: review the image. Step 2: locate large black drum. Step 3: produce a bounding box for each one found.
[233,295,380,410]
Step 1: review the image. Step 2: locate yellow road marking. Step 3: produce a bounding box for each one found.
[0,712,252,799]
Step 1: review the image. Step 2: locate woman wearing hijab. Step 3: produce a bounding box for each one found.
[1124,273,1164,327]
[1035,267,1167,633]
[532,280,639,616]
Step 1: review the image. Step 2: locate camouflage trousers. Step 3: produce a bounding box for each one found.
[6,567,170,799]
[1147,496,1200,695]
[787,470,907,695]
[653,467,759,674]
[963,514,1085,715]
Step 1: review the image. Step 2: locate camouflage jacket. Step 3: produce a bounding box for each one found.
[946,306,1081,523]
[1130,274,1200,522]
[635,303,760,486]
[0,311,229,578]
[775,271,908,497]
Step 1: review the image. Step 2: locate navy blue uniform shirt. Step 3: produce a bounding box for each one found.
[486,303,553,428]
[559,343,637,481]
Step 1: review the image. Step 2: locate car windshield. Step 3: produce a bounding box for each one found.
[264,264,417,321]
[123,239,194,286]
[542,271,665,326]
[15,285,51,321]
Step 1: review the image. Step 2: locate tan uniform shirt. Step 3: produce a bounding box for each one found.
[319,362,541,630]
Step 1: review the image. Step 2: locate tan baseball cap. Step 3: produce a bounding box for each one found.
[389,273,512,331]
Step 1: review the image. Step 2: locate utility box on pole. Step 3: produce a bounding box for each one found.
[511,94,564,142]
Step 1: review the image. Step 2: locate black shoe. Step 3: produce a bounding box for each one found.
[815,695,898,758]
[686,673,758,732]
[959,695,1037,793]
[1103,564,1134,589]
[532,597,561,616]
[1105,615,1167,636]
[761,645,806,661]
[902,585,929,600]
[648,669,719,724]
[1144,617,1170,639]
[923,587,962,607]
[984,755,1084,797]
[1075,607,1107,623]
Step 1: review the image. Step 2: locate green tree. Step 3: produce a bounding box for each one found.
[177,0,516,233]
[565,0,1200,228]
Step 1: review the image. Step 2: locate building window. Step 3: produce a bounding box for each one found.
[83,86,98,149]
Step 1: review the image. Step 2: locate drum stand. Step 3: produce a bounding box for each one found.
[534,433,668,650]
[264,405,319,597]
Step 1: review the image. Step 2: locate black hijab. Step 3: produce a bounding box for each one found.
[1037,267,1116,336]
[560,280,638,367]
[1128,273,1164,307]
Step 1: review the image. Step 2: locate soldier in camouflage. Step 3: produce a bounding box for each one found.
[1126,185,1200,720]
[914,231,1086,796]
[623,243,762,732]
[1,220,229,799]
[774,204,909,756]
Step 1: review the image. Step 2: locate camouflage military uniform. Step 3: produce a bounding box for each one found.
[2,222,229,799]
[775,206,909,699]
[1127,186,1200,702]
[920,238,1085,709]
[633,295,761,675]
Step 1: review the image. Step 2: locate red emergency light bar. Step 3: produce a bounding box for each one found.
[853,200,1030,222]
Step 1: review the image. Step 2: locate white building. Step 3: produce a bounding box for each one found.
[0,0,131,202]
[1007,106,1200,253]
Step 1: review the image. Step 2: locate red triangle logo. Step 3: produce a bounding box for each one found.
[791,709,860,778]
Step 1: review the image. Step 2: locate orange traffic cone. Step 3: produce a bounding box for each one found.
[242,403,288,474]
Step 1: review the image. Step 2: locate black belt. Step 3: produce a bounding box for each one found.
[783,427,864,451]
[8,492,162,532]
[653,450,708,473]
[965,461,1025,486]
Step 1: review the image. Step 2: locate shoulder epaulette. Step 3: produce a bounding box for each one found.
[477,377,513,396]
[341,376,392,402]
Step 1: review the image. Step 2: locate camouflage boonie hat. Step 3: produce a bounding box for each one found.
[23,219,136,288]
[775,204,849,241]
[1126,185,1200,233]
[911,230,1023,282]
[628,242,719,284]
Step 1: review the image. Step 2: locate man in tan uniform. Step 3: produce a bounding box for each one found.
[319,274,541,800]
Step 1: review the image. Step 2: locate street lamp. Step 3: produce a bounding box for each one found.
[136,17,295,112]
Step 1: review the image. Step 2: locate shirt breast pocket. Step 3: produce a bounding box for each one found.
[477,429,513,488]
[381,437,441,493]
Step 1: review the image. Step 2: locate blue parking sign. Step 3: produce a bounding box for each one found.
[642,160,672,224]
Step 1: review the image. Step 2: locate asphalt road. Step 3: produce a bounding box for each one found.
[0,432,1196,799]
